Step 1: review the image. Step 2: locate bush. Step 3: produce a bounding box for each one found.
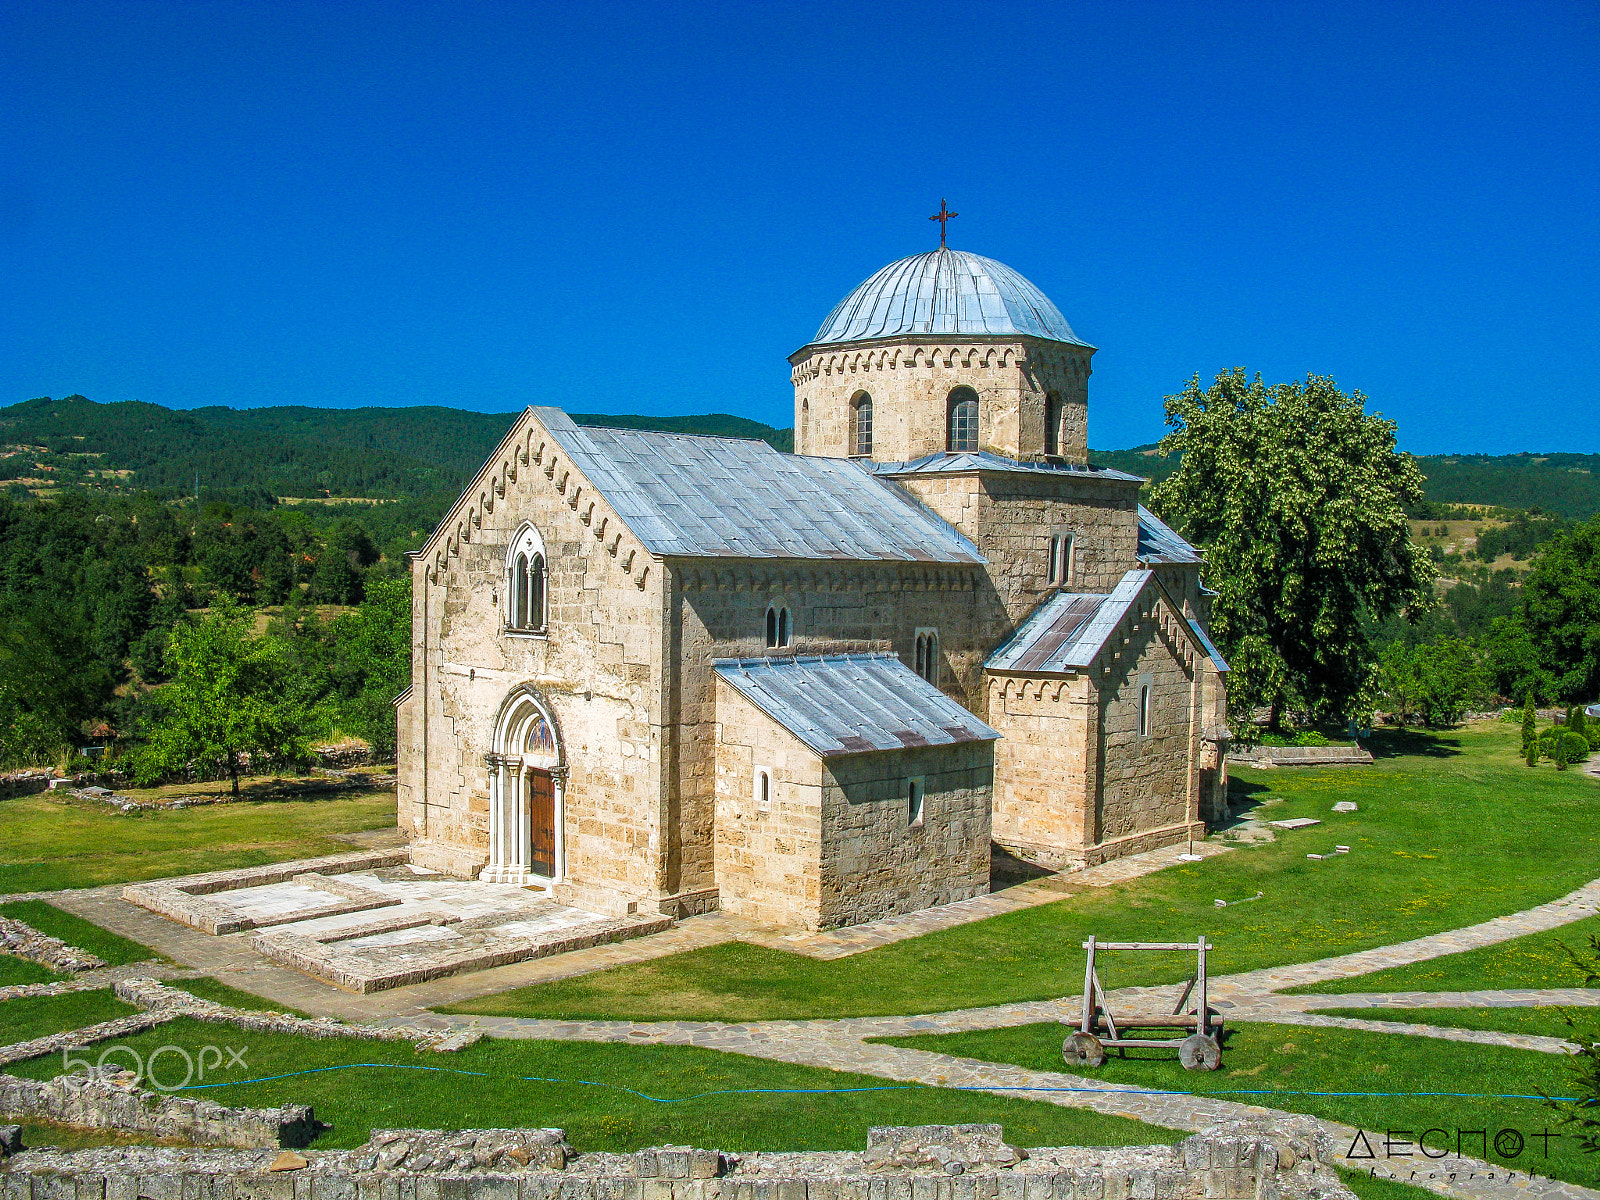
[1547,934,1600,1152]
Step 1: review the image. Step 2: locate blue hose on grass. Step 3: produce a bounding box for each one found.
[173,1062,1578,1104]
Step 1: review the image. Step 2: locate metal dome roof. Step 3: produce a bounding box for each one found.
[809,247,1092,348]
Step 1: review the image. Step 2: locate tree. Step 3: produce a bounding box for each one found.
[132,598,310,794]
[1413,637,1492,727]
[325,578,411,758]
[1547,935,1600,1153]
[1522,694,1537,750]
[1149,369,1435,729]
[1514,516,1600,702]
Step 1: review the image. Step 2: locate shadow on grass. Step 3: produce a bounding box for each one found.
[1362,727,1463,759]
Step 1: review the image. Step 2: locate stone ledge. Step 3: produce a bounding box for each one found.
[251,910,675,994]
[0,1120,1353,1200]
[0,1072,314,1149]
[121,850,410,935]
[0,916,107,975]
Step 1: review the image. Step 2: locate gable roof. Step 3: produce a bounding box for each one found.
[868,451,1143,483]
[534,409,983,564]
[986,571,1151,673]
[986,569,1229,675]
[713,654,999,758]
[1137,506,1202,563]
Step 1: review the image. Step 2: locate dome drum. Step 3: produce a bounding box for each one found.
[794,248,1092,464]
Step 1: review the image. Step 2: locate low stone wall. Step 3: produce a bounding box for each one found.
[0,772,52,803]
[0,1073,315,1149]
[0,916,108,975]
[0,1121,1352,1200]
[1228,745,1373,767]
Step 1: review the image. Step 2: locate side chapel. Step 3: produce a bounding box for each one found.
[395,241,1231,930]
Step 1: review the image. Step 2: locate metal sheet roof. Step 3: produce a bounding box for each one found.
[713,654,999,758]
[869,451,1143,483]
[986,571,1152,674]
[1187,618,1230,673]
[1137,506,1202,563]
[535,409,983,564]
[808,249,1094,348]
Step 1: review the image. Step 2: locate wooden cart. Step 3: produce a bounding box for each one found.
[1061,936,1223,1071]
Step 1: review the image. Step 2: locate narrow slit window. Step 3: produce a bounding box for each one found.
[914,630,939,686]
[908,778,924,826]
[1048,533,1075,586]
[1045,391,1062,456]
[765,605,791,649]
[1138,684,1151,737]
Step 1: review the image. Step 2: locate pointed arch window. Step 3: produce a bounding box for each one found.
[506,525,548,634]
[850,392,873,457]
[765,604,791,649]
[947,388,979,452]
[914,628,939,686]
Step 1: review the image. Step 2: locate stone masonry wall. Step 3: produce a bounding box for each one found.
[986,675,1095,872]
[0,1120,1354,1200]
[791,338,1092,464]
[671,562,995,902]
[819,743,993,929]
[711,679,825,928]
[398,411,668,899]
[891,473,1143,632]
[1090,585,1206,861]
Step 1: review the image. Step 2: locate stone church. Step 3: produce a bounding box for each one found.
[395,244,1230,931]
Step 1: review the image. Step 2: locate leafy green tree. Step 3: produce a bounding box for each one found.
[1377,641,1421,724]
[1149,369,1435,729]
[0,600,113,765]
[1548,935,1600,1153]
[1514,516,1600,701]
[310,521,378,605]
[1413,637,1492,726]
[132,599,310,794]
[326,578,411,758]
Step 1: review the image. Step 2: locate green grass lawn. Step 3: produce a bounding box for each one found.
[1306,1006,1599,1041]
[0,957,65,988]
[867,1021,1593,1186]
[0,787,397,893]
[0,901,162,965]
[442,723,1600,1022]
[1283,916,1600,996]
[4,1018,1180,1153]
[0,988,139,1045]
[164,976,314,1018]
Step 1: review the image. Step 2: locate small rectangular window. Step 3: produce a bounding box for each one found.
[907,777,925,826]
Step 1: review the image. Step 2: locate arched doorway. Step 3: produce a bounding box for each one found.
[482,686,566,886]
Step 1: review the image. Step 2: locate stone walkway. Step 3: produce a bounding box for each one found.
[10,855,1600,1200]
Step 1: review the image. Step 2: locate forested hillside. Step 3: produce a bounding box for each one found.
[0,396,793,502]
[1090,445,1600,520]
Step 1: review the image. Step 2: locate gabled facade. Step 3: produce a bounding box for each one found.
[397,242,1228,930]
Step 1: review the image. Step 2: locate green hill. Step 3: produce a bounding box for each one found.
[7,395,1599,520]
[0,396,792,501]
[1089,445,1600,521]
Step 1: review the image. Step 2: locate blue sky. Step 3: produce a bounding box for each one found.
[2,0,1595,453]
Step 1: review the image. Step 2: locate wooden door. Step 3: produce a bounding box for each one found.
[527,768,557,878]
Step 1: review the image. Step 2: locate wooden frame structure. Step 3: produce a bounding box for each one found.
[1062,935,1223,1070]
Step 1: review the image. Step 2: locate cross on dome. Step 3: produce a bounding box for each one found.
[928,199,958,246]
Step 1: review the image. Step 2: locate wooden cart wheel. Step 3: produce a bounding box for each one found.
[1062,1031,1107,1069]
[1178,1034,1221,1071]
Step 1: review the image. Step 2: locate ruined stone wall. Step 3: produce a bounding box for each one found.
[986,674,1096,871]
[1091,588,1206,861]
[791,338,1091,463]
[891,473,1142,632]
[669,561,994,903]
[710,679,824,927]
[819,742,993,928]
[399,412,668,899]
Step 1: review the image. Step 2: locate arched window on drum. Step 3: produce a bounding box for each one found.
[506,524,548,634]
[850,392,873,457]
[947,387,979,453]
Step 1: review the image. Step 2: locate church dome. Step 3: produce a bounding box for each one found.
[810,247,1092,348]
